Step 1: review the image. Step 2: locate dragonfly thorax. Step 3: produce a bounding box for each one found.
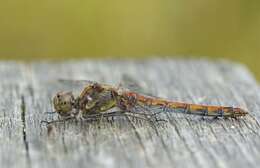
[53,91,75,116]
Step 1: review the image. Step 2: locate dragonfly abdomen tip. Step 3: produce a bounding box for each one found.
[233,107,248,117]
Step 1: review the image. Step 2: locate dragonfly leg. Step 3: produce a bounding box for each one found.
[40,116,75,126]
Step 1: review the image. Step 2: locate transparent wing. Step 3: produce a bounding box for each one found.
[53,79,97,95]
[120,74,155,97]
[57,79,95,85]
[56,74,155,96]
[120,74,208,104]
[127,103,166,124]
[54,75,158,100]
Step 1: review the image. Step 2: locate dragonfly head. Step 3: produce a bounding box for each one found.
[53,91,75,116]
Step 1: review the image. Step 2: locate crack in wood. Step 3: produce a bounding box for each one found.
[20,95,31,168]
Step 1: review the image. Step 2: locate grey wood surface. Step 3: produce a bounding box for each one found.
[0,59,259,168]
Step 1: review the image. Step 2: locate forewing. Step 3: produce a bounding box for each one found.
[55,79,96,95]
[120,74,155,97]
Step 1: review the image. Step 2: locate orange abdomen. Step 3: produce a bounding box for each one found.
[129,92,248,118]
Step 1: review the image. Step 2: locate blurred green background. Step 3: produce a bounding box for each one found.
[0,0,259,79]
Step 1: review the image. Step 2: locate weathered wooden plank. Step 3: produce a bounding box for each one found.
[0,59,259,168]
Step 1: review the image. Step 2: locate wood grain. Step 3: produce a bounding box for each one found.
[0,59,259,168]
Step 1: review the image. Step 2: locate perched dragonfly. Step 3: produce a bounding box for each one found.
[43,76,248,124]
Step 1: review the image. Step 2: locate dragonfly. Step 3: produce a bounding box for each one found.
[42,76,248,125]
